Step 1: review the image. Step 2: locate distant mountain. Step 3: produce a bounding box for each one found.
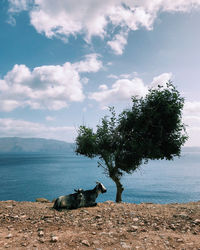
[0,137,198,154]
[0,137,74,153]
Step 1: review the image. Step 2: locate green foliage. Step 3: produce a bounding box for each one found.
[75,126,97,158]
[75,82,188,202]
[117,82,188,169]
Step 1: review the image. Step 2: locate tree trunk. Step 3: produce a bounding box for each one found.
[111,176,124,203]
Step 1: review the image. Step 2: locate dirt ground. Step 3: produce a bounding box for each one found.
[0,200,200,249]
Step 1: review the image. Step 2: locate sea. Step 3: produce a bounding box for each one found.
[0,149,200,204]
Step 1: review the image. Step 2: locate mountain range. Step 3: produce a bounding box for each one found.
[0,137,199,154]
[0,137,73,153]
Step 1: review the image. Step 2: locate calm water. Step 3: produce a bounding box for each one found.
[0,150,200,204]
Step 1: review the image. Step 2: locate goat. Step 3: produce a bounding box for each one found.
[53,182,107,210]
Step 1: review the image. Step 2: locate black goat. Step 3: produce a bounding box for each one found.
[53,182,107,210]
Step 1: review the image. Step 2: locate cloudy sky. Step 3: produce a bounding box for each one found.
[0,0,200,146]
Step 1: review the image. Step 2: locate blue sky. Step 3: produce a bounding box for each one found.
[0,0,200,146]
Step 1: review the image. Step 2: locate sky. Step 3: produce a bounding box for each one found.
[0,0,200,146]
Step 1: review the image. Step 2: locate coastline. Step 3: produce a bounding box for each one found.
[0,200,200,249]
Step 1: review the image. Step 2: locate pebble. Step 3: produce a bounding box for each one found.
[21,243,27,247]
[176,238,184,243]
[120,242,131,249]
[194,219,200,224]
[81,209,89,214]
[129,226,138,232]
[38,238,45,243]
[20,215,27,219]
[35,198,50,203]
[6,233,12,239]
[170,224,176,230]
[38,231,44,237]
[51,235,58,242]
[81,240,90,247]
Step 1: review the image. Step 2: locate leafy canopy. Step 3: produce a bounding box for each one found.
[76,83,187,176]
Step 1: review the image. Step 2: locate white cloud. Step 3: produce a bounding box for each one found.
[89,77,148,108]
[89,72,173,108]
[73,54,102,73]
[107,74,118,79]
[99,85,108,91]
[8,0,31,12]
[107,62,113,66]
[150,72,173,88]
[107,72,138,80]
[82,77,89,85]
[0,100,21,112]
[45,116,55,121]
[0,118,76,142]
[184,101,200,115]
[0,54,102,111]
[8,0,200,53]
[107,31,128,55]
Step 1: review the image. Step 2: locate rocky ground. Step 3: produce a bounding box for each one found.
[0,200,200,249]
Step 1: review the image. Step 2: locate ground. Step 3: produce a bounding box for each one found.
[0,200,200,249]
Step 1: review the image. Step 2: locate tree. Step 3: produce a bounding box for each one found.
[75,83,188,202]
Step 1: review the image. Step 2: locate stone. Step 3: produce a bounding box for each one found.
[82,240,90,247]
[35,198,50,203]
[176,238,184,243]
[169,224,176,230]
[81,209,89,214]
[120,242,131,249]
[128,226,138,232]
[6,234,12,239]
[38,231,44,237]
[20,215,27,219]
[6,206,13,208]
[194,219,200,224]
[39,238,45,243]
[51,236,58,242]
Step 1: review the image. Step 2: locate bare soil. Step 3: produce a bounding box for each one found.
[0,200,200,249]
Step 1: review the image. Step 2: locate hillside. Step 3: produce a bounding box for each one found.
[0,200,200,249]
[0,137,73,153]
[0,137,199,154]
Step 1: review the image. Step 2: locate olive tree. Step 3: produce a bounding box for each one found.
[75,83,188,202]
